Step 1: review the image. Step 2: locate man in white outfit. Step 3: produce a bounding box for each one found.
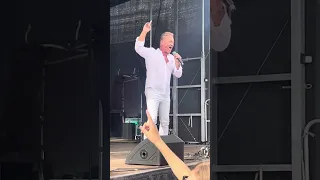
[211,0,233,51]
[135,21,182,137]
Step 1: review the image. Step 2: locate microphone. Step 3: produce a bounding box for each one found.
[172,51,184,65]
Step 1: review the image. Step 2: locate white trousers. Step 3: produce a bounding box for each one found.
[145,89,170,138]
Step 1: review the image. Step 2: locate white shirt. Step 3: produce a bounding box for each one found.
[211,3,232,52]
[134,37,183,98]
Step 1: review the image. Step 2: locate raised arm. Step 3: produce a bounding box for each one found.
[140,110,191,180]
[154,138,190,180]
[211,0,225,27]
[135,21,153,58]
[211,0,232,52]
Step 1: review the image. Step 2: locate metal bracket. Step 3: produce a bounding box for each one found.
[188,116,193,128]
[169,113,201,116]
[212,164,292,172]
[170,85,201,89]
[300,54,312,64]
[282,84,312,90]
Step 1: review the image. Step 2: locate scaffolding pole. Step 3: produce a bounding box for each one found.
[170,0,207,141]
[172,0,179,136]
[211,9,219,180]
[200,0,206,142]
[140,0,153,140]
[149,0,153,47]
[291,0,305,179]
[210,0,305,178]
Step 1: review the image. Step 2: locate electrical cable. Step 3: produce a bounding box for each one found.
[25,24,31,44]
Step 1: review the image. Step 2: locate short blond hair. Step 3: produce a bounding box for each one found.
[193,162,210,180]
[160,32,174,40]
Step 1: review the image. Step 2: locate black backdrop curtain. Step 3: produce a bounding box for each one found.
[0,0,109,178]
[0,45,45,163]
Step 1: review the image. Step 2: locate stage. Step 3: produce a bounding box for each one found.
[110,139,209,179]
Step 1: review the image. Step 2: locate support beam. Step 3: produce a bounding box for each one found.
[149,0,152,47]
[172,0,179,136]
[314,4,320,180]
[291,0,305,179]
[170,85,201,89]
[213,73,291,84]
[212,164,292,172]
[200,0,206,142]
[169,113,201,117]
[98,101,103,180]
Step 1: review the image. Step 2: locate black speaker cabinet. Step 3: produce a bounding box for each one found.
[122,123,135,140]
[0,162,38,180]
[125,134,184,166]
[110,112,122,137]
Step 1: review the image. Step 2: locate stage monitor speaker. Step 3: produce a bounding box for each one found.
[125,134,184,166]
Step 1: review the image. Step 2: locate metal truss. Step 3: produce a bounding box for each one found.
[213,73,291,84]
[210,0,306,179]
[145,0,210,142]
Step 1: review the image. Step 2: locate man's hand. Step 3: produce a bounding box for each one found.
[138,21,152,42]
[143,21,152,33]
[173,53,181,69]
